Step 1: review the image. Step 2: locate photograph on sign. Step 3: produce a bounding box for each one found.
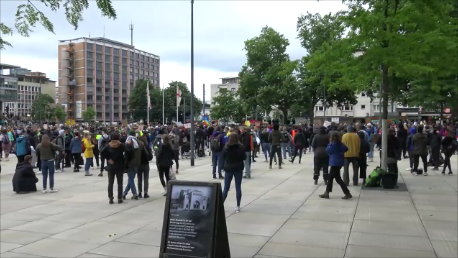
[165,185,213,257]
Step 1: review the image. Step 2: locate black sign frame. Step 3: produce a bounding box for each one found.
[159,180,230,258]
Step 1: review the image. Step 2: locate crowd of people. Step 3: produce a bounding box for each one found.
[0,119,457,212]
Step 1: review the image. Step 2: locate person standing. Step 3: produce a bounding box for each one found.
[1,129,11,161]
[101,132,125,204]
[268,124,284,170]
[36,134,62,193]
[221,133,246,213]
[412,125,429,176]
[70,132,83,172]
[137,136,152,199]
[123,131,143,200]
[239,127,253,178]
[342,126,361,186]
[430,128,442,171]
[319,132,352,199]
[441,129,456,175]
[98,129,110,176]
[169,130,181,175]
[15,131,30,163]
[82,132,94,176]
[290,128,306,164]
[312,126,330,185]
[210,126,225,179]
[157,135,174,196]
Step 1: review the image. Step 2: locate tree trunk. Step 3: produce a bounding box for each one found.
[281,108,288,124]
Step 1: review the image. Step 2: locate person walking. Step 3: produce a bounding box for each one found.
[123,131,143,200]
[441,129,456,175]
[36,134,62,193]
[137,136,152,199]
[97,129,110,176]
[1,129,11,161]
[70,132,83,172]
[268,124,284,170]
[342,126,361,186]
[430,128,442,171]
[239,127,253,178]
[319,132,352,199]
[290,128,306,164]
[312,126,330,185]
[210,126,225,179]
[412,125,429,176]
[221,133,246,213]
[157,135,174,196]
[101,132,125,204]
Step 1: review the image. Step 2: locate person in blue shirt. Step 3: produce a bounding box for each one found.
[319,132,352,199]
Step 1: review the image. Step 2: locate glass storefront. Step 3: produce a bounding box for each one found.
[0,77,18,100]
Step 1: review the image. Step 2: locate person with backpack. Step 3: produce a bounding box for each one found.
[70,132,83,172]
[15,131,31,163]
[153,129,164,168]
[63,130,73,168]
[137,136,153,199]
[1,129,11,161]
[281,127,292,161]
[169,130,181,174]
[210,126,225,180]
[441,129,457,175]
[97,129,110,177]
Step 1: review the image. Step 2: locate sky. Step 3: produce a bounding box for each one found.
[0,0,345,102]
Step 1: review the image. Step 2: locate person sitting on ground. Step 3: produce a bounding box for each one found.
[12,155,39,194]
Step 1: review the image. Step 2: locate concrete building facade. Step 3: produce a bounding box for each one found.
[1,64,55,118]
[210,77,240,106]
[58,37,160,122]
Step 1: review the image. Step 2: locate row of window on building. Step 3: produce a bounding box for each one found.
[86,43,159,64]
[18,85,41,92]
[315,104,392,112]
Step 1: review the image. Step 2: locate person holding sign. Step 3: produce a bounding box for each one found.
[221,133,247,213]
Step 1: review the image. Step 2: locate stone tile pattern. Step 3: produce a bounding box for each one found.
[0,154,456,258]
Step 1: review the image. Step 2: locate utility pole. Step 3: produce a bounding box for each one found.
[202,84,205,115]
[190,0,195,166]
[129,23,134,46]
[183,97,186,123]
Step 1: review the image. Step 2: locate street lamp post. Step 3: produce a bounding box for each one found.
[190,0,195,166]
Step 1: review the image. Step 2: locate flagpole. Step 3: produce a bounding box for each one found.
[176,81,179,123]
[146,81,150,125]
[162,83,165,125]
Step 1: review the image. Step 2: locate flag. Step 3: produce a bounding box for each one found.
[202,115,210,126]
[176,85,182,107]
[147,81,151,109]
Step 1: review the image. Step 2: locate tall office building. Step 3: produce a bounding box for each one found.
[58,37,160,122]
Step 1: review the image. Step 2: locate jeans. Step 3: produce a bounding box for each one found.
[326,166,350,194]
[313,156,329,180]
[244,152,251,177]
[41,160,55,190]
[291,146,303,163]
[368,142,374,159]
[124,168,138,196]
[281,143,291,159]
[212,151,223,177]
[84,157,93,172]
[413,154,428,173]
[261,143,271,161]
[343,157,359,185]
[270,145,282,167]
[108,170,123,199]
[137,164,150,194]
[222,171,243,207]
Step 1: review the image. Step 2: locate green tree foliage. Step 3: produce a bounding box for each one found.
[54,106,66,122]
[211,88,247,123]
[296,12,357,122]
[31,93,54,122]
[307,0,458,120]
[129,80,202,123]
[1,0,116,50]
[82,106,96,122]
[238,26,300,123]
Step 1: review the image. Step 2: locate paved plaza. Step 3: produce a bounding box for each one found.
[0,153,457,258]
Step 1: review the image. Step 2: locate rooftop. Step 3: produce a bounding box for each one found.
[0,63,21,70]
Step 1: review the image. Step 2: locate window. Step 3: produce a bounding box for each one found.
[105,71,111,79]
[96,112,102,117]
[230,88,236,91]
[105,80,111,85]
[316,106,324,111]
[87,77,93,83]
[113,64,119,71]
[113,56,119,63]
[96,53,102,61]
[361,92,366,97]
[114,97,119,101]
[122,90,127,94]
[96,70,102,78]
[105,63,111,71]
[105,55,111,62]
[122,58,127,65]
[96,44,103,52]
[96,62,103,69]
[96,96,102,101]
[113,48,119,56]
[86,60,93,68]
[373,105,380,111]
[342,105,353,111]
[86,43,93,50]
[114,89,119,93]
[122,50,127,57]
[361,105,366,110]
[104,46,112,54]
[87,95,93,100]
[86,51,93,59]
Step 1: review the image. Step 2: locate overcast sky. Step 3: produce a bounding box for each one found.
[1,0,344,102]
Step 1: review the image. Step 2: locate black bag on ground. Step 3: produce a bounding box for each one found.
[382,173,397,189]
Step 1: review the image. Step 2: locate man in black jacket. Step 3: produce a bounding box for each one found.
[101,132,126,204]
[238,127,253,178]
[12,155,38,193]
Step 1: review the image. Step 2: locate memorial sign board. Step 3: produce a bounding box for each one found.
[159,180,230,258]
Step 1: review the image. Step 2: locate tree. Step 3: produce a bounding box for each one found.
[31,93,54,122]
[296,12,357,122]
[54,106,66,122]
[164,81,202,123]
[211,88,247,123]
[82,106,96,122]
[1,0,117,50]
[238,26,300,123]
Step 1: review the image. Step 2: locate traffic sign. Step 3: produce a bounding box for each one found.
[444,108,451,114]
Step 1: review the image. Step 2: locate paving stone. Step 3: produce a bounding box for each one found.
[418,210,458,222]
[269,228,349,250]
[0,252,44,257]
[281,218,352,233]
[431,240,458,258]
[226,212,289,237]
[0,230,50,245]
[90,241,160,257]
[349,232,434,252]
[51,228,124,245]
[115,229,162,246]
[0,219,27,230]
[423,221,458,242]
[0,242,22,253]
[258,242,346,257]
[345,244,437,258]
[351,219,427,237]
[10,220,80,234]
[228,233,270,248]
[12,238,98,258]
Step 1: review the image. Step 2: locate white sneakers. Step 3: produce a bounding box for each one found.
[42,189,58,194]
[162,186,167,196]
[235,206,241,213]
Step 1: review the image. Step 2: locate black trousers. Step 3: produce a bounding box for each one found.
[269,145,282,166]
[172,149,179,170]
[107,170,123,199]
[413,154,428,173]
[313,156,329,180]
[442,154,452,173]
[387,162,399,186]
[431,148,440,168]
[158,166,170,187]
[343,157,359,185]
[291,146,303,163]
[326,166,350,194]
[100,156,106,172]
[64,150,72,167]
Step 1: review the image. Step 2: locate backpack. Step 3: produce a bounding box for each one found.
[1,134,9,144]
[153,137,163,155]
[210,134,223,151]
[99,135,109,153]
[64,136,71,146]
[143,145,153,162]
[283,132,290,143]
[365,167,385,187]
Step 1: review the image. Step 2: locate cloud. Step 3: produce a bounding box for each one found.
[0,0,345,102]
